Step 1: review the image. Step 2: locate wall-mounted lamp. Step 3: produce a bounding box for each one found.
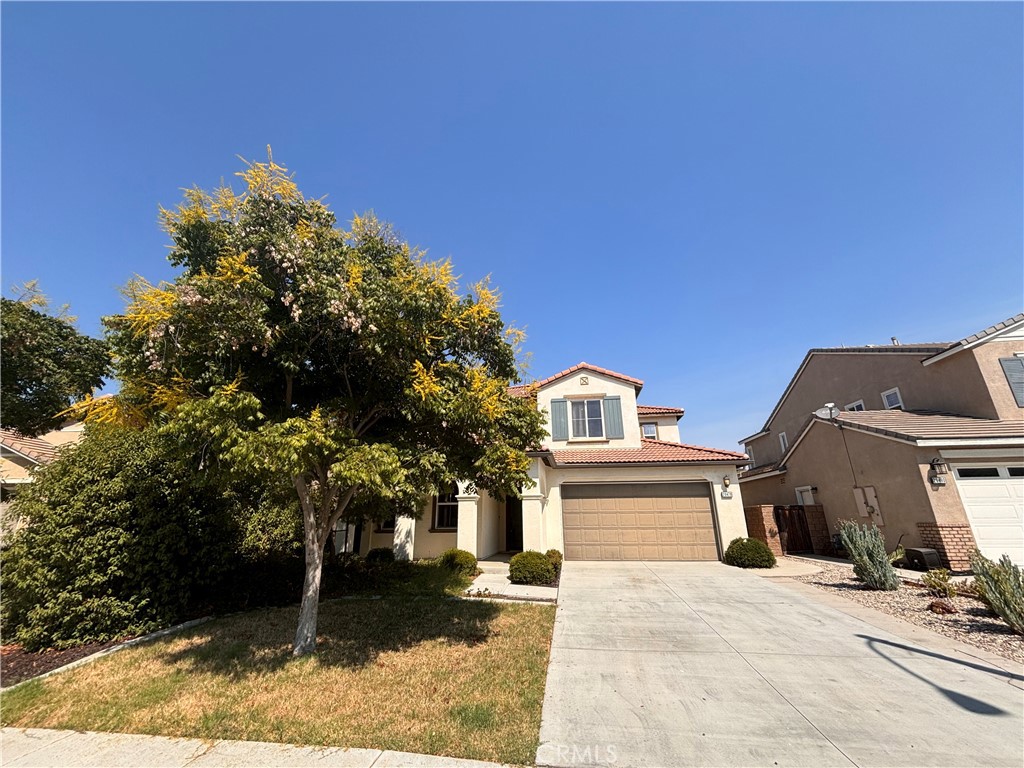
[722,476,731,488]
[929,458,949,475]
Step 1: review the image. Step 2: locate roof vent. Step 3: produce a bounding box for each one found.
[891,337,901,345]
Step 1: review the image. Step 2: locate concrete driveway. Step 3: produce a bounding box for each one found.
[536,562,1024,768]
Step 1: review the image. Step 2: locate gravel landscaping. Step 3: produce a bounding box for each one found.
[795,561,1024,664]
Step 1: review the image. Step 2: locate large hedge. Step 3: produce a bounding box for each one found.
[0,426,246,650]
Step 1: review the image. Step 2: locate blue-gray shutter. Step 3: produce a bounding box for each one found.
[550,399,569,440]
[603,396,624,439]
[1000,358,1024,407]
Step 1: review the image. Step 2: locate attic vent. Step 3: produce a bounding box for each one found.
[579,376,589,385]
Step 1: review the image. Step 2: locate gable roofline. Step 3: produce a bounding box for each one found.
[0,430,59,464]
[745,344,953,440]
[637,404,685,420]
[921,313,1024,367]
[534,362,644,393]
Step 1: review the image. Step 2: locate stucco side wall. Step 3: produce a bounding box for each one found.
[971,340,1024,420]
[746,349,1006,467]
[477,492,503,559]
[538,463,747,559]
[1,454,35,482]
[538,372,643,449]
[748,422,965,554]
[412,498,457,559]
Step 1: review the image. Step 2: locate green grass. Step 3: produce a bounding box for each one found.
[1,562,555,765]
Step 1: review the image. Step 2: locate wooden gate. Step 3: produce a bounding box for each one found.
[773,505,813,554]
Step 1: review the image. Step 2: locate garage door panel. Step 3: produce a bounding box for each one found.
[954,466,1024,566]
[561,483,717,561]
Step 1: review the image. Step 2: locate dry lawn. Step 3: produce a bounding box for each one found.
[1,571,556,764]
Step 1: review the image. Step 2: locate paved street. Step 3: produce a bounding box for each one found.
[536,561,1024,767]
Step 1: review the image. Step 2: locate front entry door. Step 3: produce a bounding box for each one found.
[505,497,524,552]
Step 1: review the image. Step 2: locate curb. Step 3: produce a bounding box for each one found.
[1,617,213,692]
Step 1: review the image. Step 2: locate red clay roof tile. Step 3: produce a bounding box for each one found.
[549,438,747,465]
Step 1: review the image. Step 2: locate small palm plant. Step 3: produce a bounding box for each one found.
[838,520,901,590]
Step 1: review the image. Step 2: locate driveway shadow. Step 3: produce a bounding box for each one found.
[857,634,1022,716]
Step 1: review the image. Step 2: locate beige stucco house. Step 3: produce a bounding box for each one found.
[1,421,85,542]
[342,363,750,562]
[739,314,1024,570]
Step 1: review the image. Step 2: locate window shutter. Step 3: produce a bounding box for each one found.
[550,399,569,440]
[1000,358,1024,407]
[603,396,624,439]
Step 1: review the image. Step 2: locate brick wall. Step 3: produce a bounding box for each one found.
[916,522,976,572]
[743,505,784,557]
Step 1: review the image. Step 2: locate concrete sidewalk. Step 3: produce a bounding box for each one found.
[467,559,558,602]
[1,728,509,768]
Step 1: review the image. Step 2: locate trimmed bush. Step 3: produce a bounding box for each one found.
[970,551,1024,634]
[723,537,777,569]
[838,520,900,590]
[509,550,555,585]
[366,547,395,566]
[545,549,563,576]
[921,568,958,598]
[438,548,478,576]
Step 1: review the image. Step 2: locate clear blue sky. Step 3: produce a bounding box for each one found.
[3,2,1022,450]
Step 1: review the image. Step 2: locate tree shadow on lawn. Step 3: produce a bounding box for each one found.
[158,568,501,680]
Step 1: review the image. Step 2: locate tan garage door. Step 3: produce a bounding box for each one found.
[562,483,718,561]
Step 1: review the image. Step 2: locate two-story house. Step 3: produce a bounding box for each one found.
[739,314,1024,569]
[344,363,750,562]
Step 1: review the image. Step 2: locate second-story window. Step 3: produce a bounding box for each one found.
[642,423,658,439]
[779,432,789,452]
[571,399,604,438]
[846,400,865,411]
[881,387,904,410]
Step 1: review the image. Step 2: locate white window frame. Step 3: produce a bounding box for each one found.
[881,387,904,410]
[570,398,605,439]
[779,431,789,452]
[745,444,755,465]
[641,422,658,439]
[795,486,815,505]
[432,486,459,531]
[845,400,865,412]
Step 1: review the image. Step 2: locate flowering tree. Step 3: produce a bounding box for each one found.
[83,151,545,655]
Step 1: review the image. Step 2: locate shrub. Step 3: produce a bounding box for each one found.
[838,520,900,591]
[962,577,993,607]
[921,568,958,598]
[970,551,1024,634]
[438,548,478,576]
[509,550,555,585]
[723,537,776,569]
[0,426,242,650]
[545,549,563,576]
[366,547,395,566]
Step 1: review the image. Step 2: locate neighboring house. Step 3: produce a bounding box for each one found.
[342,363,749,562]
[739,314,1024,569]
[0,421,85,543]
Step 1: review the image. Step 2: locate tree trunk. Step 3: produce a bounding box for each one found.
[293,476,323,656]
[293,542,324,656]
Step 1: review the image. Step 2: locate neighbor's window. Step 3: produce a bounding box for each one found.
[571,399,604,438]
[845,400,865,412]
[881,387,904,410]
[433,485,459,530]
[642,423,658,439]
[779,432,789,452]
[376,515,396,533]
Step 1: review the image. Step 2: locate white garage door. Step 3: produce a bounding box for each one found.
[953,465,1024,566]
